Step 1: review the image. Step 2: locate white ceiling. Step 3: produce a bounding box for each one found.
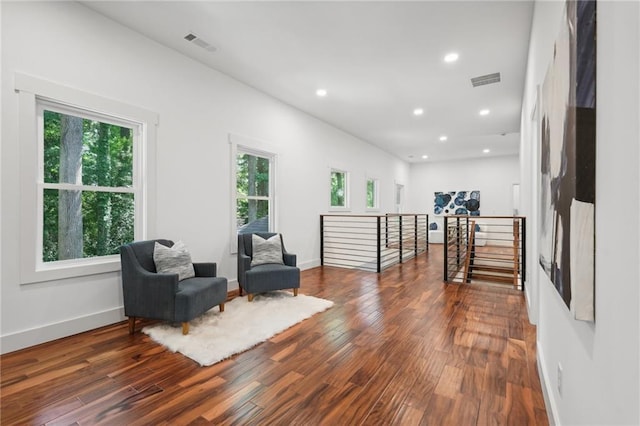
[84,1,534,163]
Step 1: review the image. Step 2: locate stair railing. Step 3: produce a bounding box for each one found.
[443,215,526,290]
[320,213,428,273]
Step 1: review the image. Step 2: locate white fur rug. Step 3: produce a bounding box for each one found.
[142,291,333,366]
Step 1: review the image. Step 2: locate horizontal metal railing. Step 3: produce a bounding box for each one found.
[321,214,428,273]
[444,216,526,290]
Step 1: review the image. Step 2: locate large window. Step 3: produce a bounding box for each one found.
[236,150,272,235]
[16,73,157,283]
[40,102,138,263]
[330,169,349,209]
[366,178,379,210]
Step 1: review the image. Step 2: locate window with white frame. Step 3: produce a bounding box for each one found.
[39,101,140,263]
[16,74,157,283]
[330,169,349,209]
[366,177,379,210]
[233,144,275,239]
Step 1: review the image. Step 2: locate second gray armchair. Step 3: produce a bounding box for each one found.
[237,232,300,301]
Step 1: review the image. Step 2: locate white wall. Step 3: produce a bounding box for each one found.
[408,154,520,228]
[0,2,409,353]
[520,1,639,424]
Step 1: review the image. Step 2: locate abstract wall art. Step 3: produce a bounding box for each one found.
[539,0,596,322]
[434,190,480,216]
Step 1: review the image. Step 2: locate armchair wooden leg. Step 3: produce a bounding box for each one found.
[182,322,189,335]
[293,288,298,297]
[239,285,243,296]
[128,317,136,335]
[219,303,225,312]
[248,294,254,302]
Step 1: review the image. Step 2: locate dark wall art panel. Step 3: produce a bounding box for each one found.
[434,190,480,216]
[539,0,596,322]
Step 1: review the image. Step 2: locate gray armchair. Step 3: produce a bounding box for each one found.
[237,232,300,301]
[120,239,228,335]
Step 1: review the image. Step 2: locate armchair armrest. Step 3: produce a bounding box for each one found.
[121,245,179,319]
[122,268,179,319]
[283,252,297,267]
[193,262,217,277]
[237,253,251,286]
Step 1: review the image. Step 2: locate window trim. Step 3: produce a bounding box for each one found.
[365,176,380,212]
[229,133,277,254]
[329,168,350,211]
[16,73,158,284]
[394,181,405,214]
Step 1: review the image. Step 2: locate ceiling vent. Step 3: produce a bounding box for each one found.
[184,33,217,53]
[471,72,501,87]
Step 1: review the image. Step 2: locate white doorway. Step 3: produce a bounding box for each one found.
[395,183,404,213]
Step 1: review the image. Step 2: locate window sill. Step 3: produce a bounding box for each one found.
[329,207,351,212]
[21,255,121,285]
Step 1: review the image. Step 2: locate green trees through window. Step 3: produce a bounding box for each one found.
[367,178,377,209]
[331,170,347,207]
[236,152,270,234]
[42,109,135,262]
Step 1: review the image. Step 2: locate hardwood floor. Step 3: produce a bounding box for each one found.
[1,247,548,425]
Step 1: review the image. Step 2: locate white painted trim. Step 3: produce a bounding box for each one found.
[365,176,381,211]
[0,306,125,355]
[228,133,278,254]
[227,278,240,292]
[394,180,405,213]
[15,73,158,284]
[328,167,351,211]
[537,341,561,426]
[525,286,535,323]
[299,259,321,271]
[14,73,158,125]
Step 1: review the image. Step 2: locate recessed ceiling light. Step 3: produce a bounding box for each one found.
[483,149,491,154]
[439,135,448,142]
[316,89,327,97]
[479,109,490,116]
[413,108,424,116]
[444,52,459,63]
[422,155,428,159]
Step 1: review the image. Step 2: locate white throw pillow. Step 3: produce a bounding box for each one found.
[251,234,284,267]
[153,241,195,281]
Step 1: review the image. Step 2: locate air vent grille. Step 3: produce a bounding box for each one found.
[184,33,217,53]
[471,72,501,87]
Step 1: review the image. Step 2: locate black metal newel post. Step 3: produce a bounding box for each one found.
[424,214,428,252]
[385,214,389,248]
[414,214,418,256]
[456,217,461,267]
[320,215,324,266]
[522,217,526,290]
[398,215,403,264]
[444,216,449,282]
[376,216,382,273]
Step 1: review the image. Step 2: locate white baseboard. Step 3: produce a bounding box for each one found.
[537,341,560,425]
[0,307,125,355]
[1,260,323,355]
[227,278,239,291]
[299,258,321,270]
[524,286,537,325]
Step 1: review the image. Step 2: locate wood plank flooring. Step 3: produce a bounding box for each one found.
[1,246,548,425]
